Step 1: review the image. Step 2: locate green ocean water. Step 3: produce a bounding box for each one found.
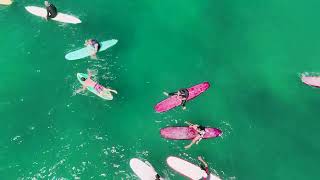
[1,0,320,179]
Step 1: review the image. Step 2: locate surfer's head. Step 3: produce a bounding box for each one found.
[44,1,50,7]
[200,164,206,170]
[155,174,160,180]
[198,125,205,131]
[81,77,87,81]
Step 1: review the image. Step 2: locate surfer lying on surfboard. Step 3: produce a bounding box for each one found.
[198,156,211,180]
[184,121,206,149]
[44,1,57,20]
[163,88,189,110]
[76,70,117,96]
[85,39,101,59]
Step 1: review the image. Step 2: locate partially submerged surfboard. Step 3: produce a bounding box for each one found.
[155,82,210,113]
[130,158,163,180]
[65,39,118,60]
[166,156,221,180]
[25,6,81,24]
[77,73,114,100]
[0,0,12,5]
[301,75,320,88]
[160,127,222,140]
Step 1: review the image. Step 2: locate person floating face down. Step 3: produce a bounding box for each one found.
[85,39,101,58]
[184,121,206,149]
[198,156,211,180]
[44,1,57,19]
[76,70,117,96]
[164,88,189,110]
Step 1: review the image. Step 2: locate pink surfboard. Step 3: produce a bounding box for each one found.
[160,127,222,140]
[301,76,320,88]
[155,82,210,113]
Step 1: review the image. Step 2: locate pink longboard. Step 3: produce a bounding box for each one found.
[160,127,222,140]
[301,76,320,88]
[154,82,210,113]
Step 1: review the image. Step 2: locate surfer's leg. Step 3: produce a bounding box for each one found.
[110,89,118,94]
[185,135,200,149]
[163,91,177,96]
[102,90,109,96]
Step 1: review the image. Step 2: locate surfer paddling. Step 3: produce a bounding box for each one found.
[44,1,57,20]
[76,70,117,96]
[163,88,189,110]
[184,121,206,149]
[85,39,101,59]
[198,156,211,180]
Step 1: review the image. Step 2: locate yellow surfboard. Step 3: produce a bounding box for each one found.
[0,0,12,5]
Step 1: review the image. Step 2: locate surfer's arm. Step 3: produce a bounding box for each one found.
[198,156,208,168]
[184,139,196,149]
[93,44,99,54]
[105,88,118,94]
[76,85,87,93]
[87,70,92,79]
[110,89,118,94]
[185,135,201,149]
[168,92,177,96]
[45,7,51,18]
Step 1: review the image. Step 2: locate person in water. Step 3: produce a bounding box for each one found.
[163,88,189,110]
[198,156,211,180]
[85,39,101,58]
[76,70,117,96]
[184,121,206,149]
[155,174,160,180]
[44,1,57,19]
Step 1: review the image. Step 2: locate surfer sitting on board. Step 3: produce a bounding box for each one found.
[184,121,206,149]
[76,70,117,95]
[44,1,57,19]
[85,39,101,58]
[163,88,189,110]
[198,156,211,180]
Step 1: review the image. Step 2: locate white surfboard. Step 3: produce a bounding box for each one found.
[130,158,163,180]
[0,0,12,5]
[25,6,81,24]
[166,156,221,180]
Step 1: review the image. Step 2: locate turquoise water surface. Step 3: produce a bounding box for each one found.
[1,0,320,179]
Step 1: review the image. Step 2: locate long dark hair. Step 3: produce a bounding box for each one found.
[198,125,206,131]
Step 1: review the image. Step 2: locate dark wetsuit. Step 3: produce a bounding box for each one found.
[90,39,101,51]
[168,88,189,107]
[197,126,206,137]
[46,4,58,19]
